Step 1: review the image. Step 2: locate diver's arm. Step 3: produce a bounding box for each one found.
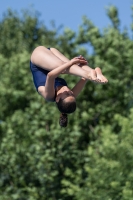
[71,78,88,98]
[43,58,86,101]
[48,57,87,79]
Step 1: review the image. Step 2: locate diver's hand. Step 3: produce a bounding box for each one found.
[71,57,87,65]
[77,55,88,66]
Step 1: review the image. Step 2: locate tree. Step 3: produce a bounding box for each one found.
[62,109,133,200]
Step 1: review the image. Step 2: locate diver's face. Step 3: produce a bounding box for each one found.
[56,87,75,102]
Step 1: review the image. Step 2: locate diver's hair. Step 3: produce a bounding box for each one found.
[56,98,76,114]
[59,113,68,127]
[56,98,76,127]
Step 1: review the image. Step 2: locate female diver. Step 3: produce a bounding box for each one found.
[30,46,108,127]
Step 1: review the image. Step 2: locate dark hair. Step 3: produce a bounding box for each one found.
[56,98,76,114]
[59,113,68,127]
[56,98,76,127]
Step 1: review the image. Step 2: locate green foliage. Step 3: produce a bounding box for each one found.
[106,5,120,29]
[0,5,133,200]
[63,109,133,200]
[0,9,58,57]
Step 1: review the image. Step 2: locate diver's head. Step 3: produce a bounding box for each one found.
[56,87,76,127]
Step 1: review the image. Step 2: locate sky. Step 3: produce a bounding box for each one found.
[0,0,133,34]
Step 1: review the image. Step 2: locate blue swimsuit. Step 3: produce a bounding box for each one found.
[30,48,67,93]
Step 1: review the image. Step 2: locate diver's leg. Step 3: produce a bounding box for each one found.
[50,47,108,83]
[31,46,97,81]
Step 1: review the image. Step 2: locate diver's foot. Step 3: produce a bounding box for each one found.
[95,67,108,84]
[87,69,101,83]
